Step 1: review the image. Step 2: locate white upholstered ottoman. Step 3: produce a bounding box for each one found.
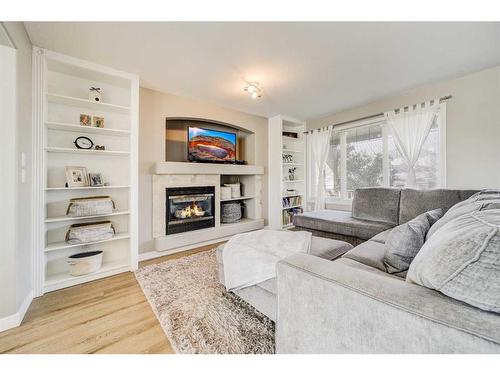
[216,235,353,321]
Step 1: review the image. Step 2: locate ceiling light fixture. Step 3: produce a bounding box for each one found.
[244,82,263,99]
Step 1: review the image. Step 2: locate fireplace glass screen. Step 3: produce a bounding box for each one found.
[166,186,215,235]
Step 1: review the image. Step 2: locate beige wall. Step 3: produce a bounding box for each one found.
[139,88,269,254]
[307,66,500,189]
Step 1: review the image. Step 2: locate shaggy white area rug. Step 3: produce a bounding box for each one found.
[135,249,275,354]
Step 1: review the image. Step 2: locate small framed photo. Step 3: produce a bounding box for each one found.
[89,173,104,187]
[65,166,89,187]
[80,114,91,126]
[93,116,105,128]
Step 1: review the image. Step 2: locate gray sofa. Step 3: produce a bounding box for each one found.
[275,188,500,353]
[293,188,477,245]
[276,254,500,353]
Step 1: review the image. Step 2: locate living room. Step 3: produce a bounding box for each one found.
[1,1,499,373]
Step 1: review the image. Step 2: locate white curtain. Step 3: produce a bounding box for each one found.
[384,100,439,188]
[307,127,333,211]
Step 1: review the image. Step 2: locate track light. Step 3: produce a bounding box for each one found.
[244,82,263,99]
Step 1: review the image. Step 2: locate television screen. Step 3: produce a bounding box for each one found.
[188,127,237,163]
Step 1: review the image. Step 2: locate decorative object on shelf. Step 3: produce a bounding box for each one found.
[66,195,115,217]
[220,186,232,201]
[80,113,91,126]
[93,116,105,128]
[282,131,298,138]
[65,166,89,187]
[221,202,242,223]
[88,87,102,103]
[288,167,297,181]
[73,136,94,149]
[224,183,241,198]
[68,251,103,276]
[283,154,294,163]
[65,220,115,244]
[95,145,106,151]
[89,173,104,187]
[285,189,298,196]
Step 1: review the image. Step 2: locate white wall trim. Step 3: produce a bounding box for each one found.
[139,237,231,262]
[0,291,33,333]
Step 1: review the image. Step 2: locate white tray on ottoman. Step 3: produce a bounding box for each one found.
[216,236,353,321]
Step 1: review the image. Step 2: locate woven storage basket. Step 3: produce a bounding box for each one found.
[65,220,115,244]
[66,196,115,217]
[67,251,103,276]
[221,202,242,223]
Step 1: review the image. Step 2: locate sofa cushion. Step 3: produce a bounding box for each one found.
[383,209,443,274]
[408,209,500,313]
[398,189,462,224]
[257,278,277,295]
[310,236,353,260]
[342,240,387,273]
[294,210,394,240]
[370,228,392,244]
[352,188,401,225]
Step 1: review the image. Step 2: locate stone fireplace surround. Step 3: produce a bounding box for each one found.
[152,162,265,253]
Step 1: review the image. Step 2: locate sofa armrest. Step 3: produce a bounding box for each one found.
[276,254,500,353]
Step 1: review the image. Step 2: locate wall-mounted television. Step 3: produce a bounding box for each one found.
[187,127,237,163]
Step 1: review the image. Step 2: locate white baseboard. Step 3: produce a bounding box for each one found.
[0,290,33,333]
[139,236,231,262]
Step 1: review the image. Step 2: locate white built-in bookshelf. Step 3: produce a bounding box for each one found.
[268,115,307,229]
[32,47,139,295]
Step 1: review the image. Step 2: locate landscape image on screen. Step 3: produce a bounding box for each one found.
[188,127,237,162]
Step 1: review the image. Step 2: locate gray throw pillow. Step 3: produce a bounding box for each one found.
[407,209,500,313]
[383,209,443,274]
[426,192,500,240]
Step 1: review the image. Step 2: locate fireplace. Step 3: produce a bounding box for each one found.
[165,186,215,235]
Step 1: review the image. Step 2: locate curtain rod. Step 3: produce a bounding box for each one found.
[305,95,452,134]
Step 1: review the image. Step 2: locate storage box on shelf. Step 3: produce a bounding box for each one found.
[33,47,138,296]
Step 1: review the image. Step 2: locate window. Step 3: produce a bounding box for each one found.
[324,107,445,201]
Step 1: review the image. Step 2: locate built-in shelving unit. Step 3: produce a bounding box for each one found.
[268,115,307,229]
[45,147,131,156]
[46,121,130,136]
[44,210,130,223]
[45,185,131,191]
[33,47,139,296]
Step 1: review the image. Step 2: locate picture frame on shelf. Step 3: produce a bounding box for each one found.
[79,113,91,126]
[89,173,104,187]
[65,166,89,187]
[93,116,105,128]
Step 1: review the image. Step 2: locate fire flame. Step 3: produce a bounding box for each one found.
[175,202,205,219]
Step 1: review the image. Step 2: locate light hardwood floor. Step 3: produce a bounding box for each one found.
[0,243,222,354]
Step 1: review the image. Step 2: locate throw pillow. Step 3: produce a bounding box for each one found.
[383,209,443,274]
[407,209,500,313]
[426,191,500,240]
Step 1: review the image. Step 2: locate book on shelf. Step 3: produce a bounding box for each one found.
[282,195,302,208]
[282,207,303,226]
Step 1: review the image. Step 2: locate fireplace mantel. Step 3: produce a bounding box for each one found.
[152,163,265,254]
[153,161,264,175]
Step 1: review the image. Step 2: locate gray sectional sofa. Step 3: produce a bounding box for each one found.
[275,188,500,353]
[293,188,477,245]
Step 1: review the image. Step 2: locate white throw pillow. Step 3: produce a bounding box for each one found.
[407,209,500,313]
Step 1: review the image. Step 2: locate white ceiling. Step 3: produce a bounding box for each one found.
[25,22,500,120]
